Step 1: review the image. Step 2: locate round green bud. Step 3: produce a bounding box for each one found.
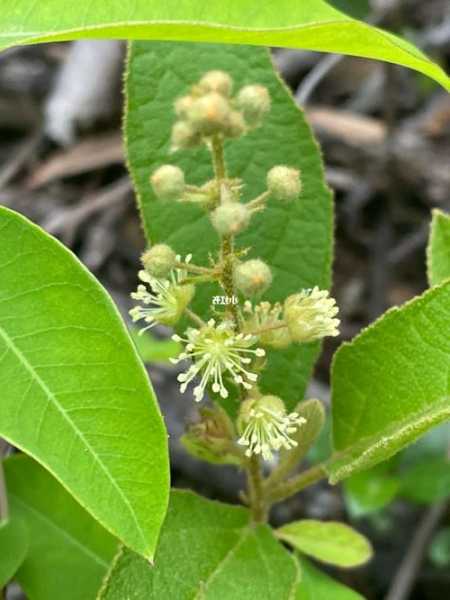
[199,70,233,97]
[210,203,250,236]
[234,259,272,297]
[150,165,185,201]
[170,120,201,151]
[238,395,285,432]
[141,244,176,278]
[174,95,195,119]
[186,92,231,136]
[267,165,302,202]
[237,84,271,127]
[223,110,247,139]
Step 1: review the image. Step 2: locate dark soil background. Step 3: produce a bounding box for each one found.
[1,1,449,598]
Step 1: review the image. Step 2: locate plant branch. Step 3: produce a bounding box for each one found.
[267,463,327,503]
[247,455,267,523]
[184,307,207,328]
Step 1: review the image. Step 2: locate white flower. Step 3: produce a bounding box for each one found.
[243,300,291,349]
[129,255,194,333]
[283,286,340,343]
[171,319,265,402]
[237,396,306,461]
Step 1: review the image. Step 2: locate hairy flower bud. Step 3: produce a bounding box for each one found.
[223,111,247,138]
[284,287,340,343]
[199,70,233,97]
[234,259,272,297]
[141,244,176,278]
[186,92,231,136]
[150,165,185,200]
[267,165,302,202]
[210,203,250,236]
[174,95,195,119]
[237,84,271,127]
[171,120,201,151]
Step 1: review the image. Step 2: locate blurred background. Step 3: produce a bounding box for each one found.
[0,0,449,598]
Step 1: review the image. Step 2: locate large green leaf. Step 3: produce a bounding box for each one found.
[427,209,450,286]
[4,455,117,600]
[0,207,169,559]
[328,282,450,483]
[98,490,298,599]
[295,557,364,600]
[0,1,448,89]
[276,519,372,568]
[0,517,28,589]
[125,41,333,411]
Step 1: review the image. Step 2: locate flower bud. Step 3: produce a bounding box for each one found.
[210,203,250,236]
[174,95,195,119]
[141,244,176,278]
[186,92,231,136]
[223,111,246,138]
[199,70,233,97]
[267,166,302,202]
[283,287,340,343]
[150,165,185,200]
[243,301,292,349]
[237,84,271,127]
[171,120,201,151]
[234,259,272,297]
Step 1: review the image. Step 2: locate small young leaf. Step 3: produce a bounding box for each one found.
[276,520,372,568]
[328,282,450,483]
[427,209,450,286]
[0,207,169,559]
[295,556,364,600]
[0,1,448,89]
[400,457,450,504]
[125,42,333,412]
[98,490,298,600]
[0,517,28,589]
[5,455,117,600]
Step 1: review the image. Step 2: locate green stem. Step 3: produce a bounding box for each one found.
[174,261,216,276]
[247,455,267,523]
[0,439,9,523]
[267,463,327,504]
[184,307,207,328]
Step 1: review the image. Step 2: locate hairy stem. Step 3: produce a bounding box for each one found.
[0,439,9,523]
[184,307,207,328]
[247,455,267,523]
[267,463,327,503]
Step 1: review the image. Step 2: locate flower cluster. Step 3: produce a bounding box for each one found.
[130,69,341,463]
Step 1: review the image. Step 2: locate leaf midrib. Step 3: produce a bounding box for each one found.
[0,323,147,550]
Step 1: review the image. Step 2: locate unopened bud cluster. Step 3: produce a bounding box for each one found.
[131,69,340,464]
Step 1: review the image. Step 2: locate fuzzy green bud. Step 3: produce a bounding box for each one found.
[267,165,302,202]
[150,165,185,200]
[210,203,250,236]
[234,259,272,297]
[199,70,233,97]
[171,120,201,151]
[141,244,176,278]
[174,95,195,119]
[223,110,247,138]
[237,84,271,127]
[187,92,231,136]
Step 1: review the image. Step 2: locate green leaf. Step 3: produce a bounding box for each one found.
[98,490,298,600]
[328,282,450,483]
[0,517,28,589]
[295,556,364,600]
[429,527,450,568]
[0,207,169,559]
[400,457,450,504]
[0,1,448,89]
[130,328,181,363]
[276,519,372,568]
[5,455,117,600]
[427,209,450,286]
[344,462,400,517]
[125,41,333,411]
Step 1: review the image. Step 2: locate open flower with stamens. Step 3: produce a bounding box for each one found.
[283,286,340,343]
[171,319,265,402]
[243,300,291,349]
[129,255,195,333]
[237,395,306,461]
